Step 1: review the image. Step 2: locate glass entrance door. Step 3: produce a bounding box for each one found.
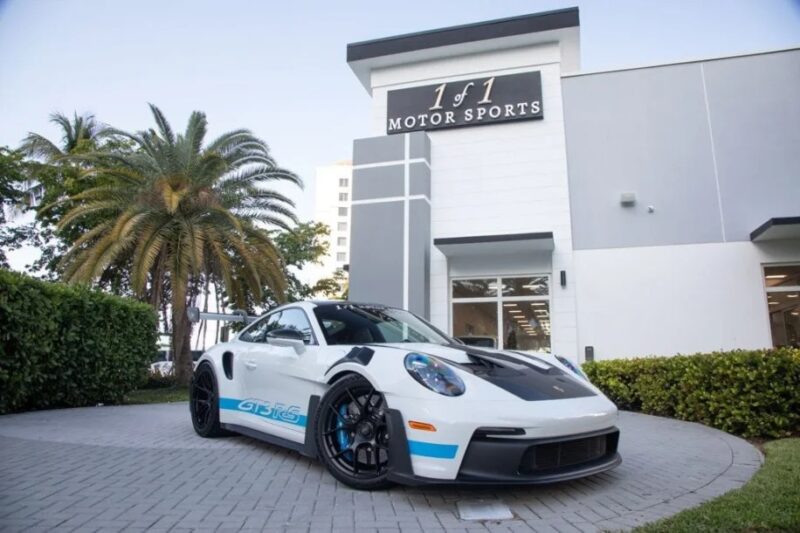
[451,275,551,352]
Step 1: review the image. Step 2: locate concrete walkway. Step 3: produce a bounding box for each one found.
[0,403,762,532]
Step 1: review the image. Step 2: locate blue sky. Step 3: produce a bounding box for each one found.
[1,0,799,219]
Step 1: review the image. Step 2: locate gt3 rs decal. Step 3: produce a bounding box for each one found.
[407,440,459,459]
[220,397,307,428]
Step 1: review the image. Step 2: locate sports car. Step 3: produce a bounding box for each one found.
[190,301,621,490]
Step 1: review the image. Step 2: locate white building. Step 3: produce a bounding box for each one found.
[311,161,353,280]
[344,8,800,361]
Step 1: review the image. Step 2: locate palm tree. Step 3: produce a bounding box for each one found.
[20,112,106,161]
[53,104,302,385]
[18,112,112,278]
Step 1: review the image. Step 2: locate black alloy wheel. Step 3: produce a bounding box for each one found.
[315,374,393,490]
[190,363,227,438]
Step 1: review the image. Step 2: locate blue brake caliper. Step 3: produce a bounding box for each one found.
[336,404,352,460]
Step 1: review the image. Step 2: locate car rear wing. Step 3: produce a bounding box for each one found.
[186,306,259,324]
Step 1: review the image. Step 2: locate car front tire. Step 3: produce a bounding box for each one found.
[315,374,394,490]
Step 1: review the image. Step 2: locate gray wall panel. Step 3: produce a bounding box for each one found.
[564,63,724,250]
[409,162,431,198]
[353,135,405,165]
[352,164,405,200]
[409,199,431,318]
[409,131,431,161]
[349,201,405,307]
[703,51,800,241]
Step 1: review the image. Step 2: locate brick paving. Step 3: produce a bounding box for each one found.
[0,404,762,532]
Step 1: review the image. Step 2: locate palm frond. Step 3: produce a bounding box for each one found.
[148,104,175,146]
[19,133,64,161]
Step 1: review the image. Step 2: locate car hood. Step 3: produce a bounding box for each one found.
[373,342,597,402]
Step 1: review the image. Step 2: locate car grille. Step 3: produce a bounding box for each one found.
[519,431,618,474]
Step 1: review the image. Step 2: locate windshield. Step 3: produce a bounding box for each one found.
[313,304,452,346]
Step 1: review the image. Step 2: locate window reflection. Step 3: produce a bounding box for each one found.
[765,265,800,288]
[502,302,550,352]
[453,302,498,347]
[502,277,549,297]
[765,265,800,348]
[452,278,497,298]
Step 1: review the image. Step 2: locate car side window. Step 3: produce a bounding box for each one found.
[239,313,281,343]
[272,308,315,345]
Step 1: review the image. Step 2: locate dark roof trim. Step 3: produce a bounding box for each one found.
[347,8,579,62]
[434,232,554,247]
[750,216,800,241]
[310,300,390,308]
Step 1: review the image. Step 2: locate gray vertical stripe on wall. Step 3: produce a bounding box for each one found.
[350,133,432,315]
[348,201,405,308]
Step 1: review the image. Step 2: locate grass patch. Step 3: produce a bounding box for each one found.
[124,387,189,404]
[636,438,800,532]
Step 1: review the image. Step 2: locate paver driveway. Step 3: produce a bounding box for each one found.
[0,403,761,532]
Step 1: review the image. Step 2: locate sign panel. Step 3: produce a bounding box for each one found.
[386,71,543,135]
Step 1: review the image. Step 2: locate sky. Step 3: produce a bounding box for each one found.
[1,0,799,221]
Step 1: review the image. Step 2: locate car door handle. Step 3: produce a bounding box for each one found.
[244,359,257,370]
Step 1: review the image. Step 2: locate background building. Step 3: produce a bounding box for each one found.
[344,8,800,361]
[311,160,353,280]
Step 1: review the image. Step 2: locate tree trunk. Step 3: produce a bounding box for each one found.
[171,282,194,388]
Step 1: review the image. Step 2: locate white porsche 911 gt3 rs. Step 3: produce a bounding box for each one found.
[190,301,621,490]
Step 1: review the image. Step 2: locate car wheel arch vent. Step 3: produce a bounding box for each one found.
[222,352,234,380]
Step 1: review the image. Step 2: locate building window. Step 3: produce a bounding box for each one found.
[337,237,347,247]
[339,192,349,202]
[337,222,347,231]
[336,252,347,262]
[451,276,550,352]
[765,265,800,348]
[338,207,348,217]
[339,178,349,187]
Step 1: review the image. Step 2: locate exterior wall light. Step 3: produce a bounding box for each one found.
[620,192,636,207]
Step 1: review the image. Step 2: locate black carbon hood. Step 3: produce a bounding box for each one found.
[441,344,596,401]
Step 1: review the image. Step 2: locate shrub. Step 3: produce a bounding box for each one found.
[0,269,158,413]
[143,367,178,389]
[583,349,800,438]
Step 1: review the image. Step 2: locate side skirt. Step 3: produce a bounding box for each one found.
[221,394,321,459]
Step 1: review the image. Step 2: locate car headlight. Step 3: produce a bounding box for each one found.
[404,353,465,396]
[556,355,588,381]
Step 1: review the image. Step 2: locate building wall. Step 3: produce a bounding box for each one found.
[573,240,799,360]
[365,42,580,357]
[702,50,800,241]
[311,162,353,280]
[563,48,800,359]
[347,20,799,360]
[563,48,800,250]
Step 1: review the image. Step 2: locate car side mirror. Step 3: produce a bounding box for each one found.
[266,328,306,354]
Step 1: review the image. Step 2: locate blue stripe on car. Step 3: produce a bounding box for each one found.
[407,440,459,459]
[219,397,307,428]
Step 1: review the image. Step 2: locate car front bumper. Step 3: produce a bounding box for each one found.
[385,408,621,485]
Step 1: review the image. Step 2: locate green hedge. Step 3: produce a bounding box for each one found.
[583,349,800,438]
[0,269,158,413]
